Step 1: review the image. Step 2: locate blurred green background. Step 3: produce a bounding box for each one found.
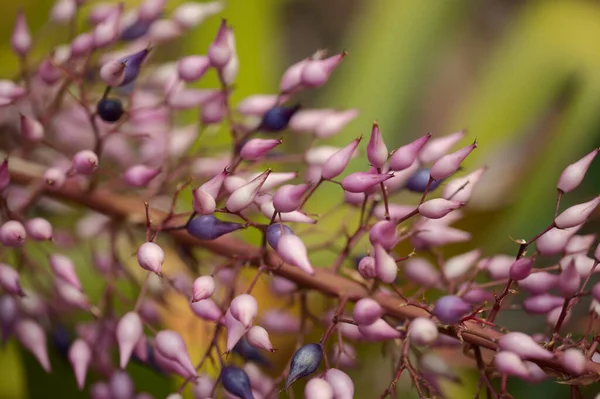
[3,0,600,398]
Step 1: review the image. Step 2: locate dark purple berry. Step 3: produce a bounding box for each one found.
[221,366,254,399]
[120,20,153,41]
[405,168,443,193]
[260,104,300,132]
[233,337,271,367]
[186,215,244,241]
[97,98,124,123]
[285,343,323,390]
[266,223,294,249]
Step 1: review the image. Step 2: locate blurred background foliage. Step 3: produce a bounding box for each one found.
[2,0,600,398]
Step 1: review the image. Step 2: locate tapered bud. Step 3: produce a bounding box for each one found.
[352,298,382,325]
[409,317,439,346]
[374,204,415,222]
[240,138,282,160]
[562,348,585,375]
[0,159,8,192]
[93,5,121,47]
[419,130,466,164]
[109,371,135,399]
[433,295,471,324]
[364,122,388,168]
[331,342,356,368]
[72,150,98,175]
[260,309,300,333]
[357,256,377,279]
[221,366,253,399]
[404,258,441,288]
[15,319,51,372]
[358,318,401,341]
[11,10,31,57]
[430,141,477,181]
[172,1,224,29]
[555,196,600,229]
[558,148,599,193]
[20,114,44,142]
[260,200,316,224]
[286,343,323,389]
[71,32,94,56]
[323,369,354,399]
[289,109,335,134]
[341,172,393,194]
[116,312,143,369]
[461,289,491,306]
[536,226,580,256]
[199,169,228,199]
[0,295,18,343]
[192,374,214,399]
[99,60,126,87]
[224,308,247,352]
[509,257,534,281]
[374,244,397,284]
[518,272,559,294]
[276,234,314,275]
[304,378,333,399]
[315,109,359,139]
[266,223,294,249]
[237,94,289,115]
[494,351,530,379]
[208,20,232,67]
[25,218,53,241]
[136,242,164,274]
[48,254,81,290]
[187,215,244,241]
[178,55,211,82]
[226,170,270,212]
[442,167,487,202]
[369,221,398,250]
[443,249,480,280]
[154,330,197,378]
[230,294,258,328]
[124,165,160,187]
[68,339,91,390]
[0,220,26,247]
[523,294,564,314]
[498,332,553,360]
[411,225,471,249]
[190,298,222,322]
[270,276,297,296]
[321,137,362,180]
[566,234,596,254]
[246,326,274,352]
[300,52,346,88]
[191,276,215,302]
[273,184,311,213]
[418,198,463,219]
[138,0,165,21]
[388,133,431,171]
[558,262,580,297]
[0,264,24,297]
[50,0,77,23]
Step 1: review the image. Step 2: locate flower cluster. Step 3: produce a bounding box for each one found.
[1,1,600,399]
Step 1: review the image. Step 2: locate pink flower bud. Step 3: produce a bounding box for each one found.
[270,276,297,296]
[523,361,548,383]
[48,254,81,290]
[332,342,357,368]
[494,351,530,379]
[373,204,415,221]
[50,0,76,24]
[15,319,51,372]
[199,169,228,199]
[442,167,487,202]
[369,221,398,250]
[352,298,382,325]
[305,378,333,399]
[300,52,346,88]
[430,141,477,181]
[99,60,126,87]
[482,254,513,280]
[432,295,471,324]
[418,198,463,219]
[116,312,143,369]
[224,308,247,352]
[154,330,197,378]
[562,348,585,375]
[523,294,564,314]
[192,374,215,399]
[518,272,559,294]
[356,256,376,280]
[555,196,600,229]
[408,317,439,346]
[208,20,232,67]
[138,0,165,21]
[123,165,161,188]
[272,183,310,213]
[230,294,258,328]
[56,280,89,309]
[172,1,223,29]
[240,138,282,161]
[177,55,211,82]
[536,226,580,256]
[341,172,393,194]
[374,244,397,284]
[137,242,164,274]
[254,171,297,191]
[260,309,300,333]
[365,122,389,168]
[43,167,66,190]
[443,249,480,280]
[19,114,44,142]
[498,332,553,360]
[315,109,359,139]
[558,148,599,193]
[72,150,99,175]
[322,137,362,180]
[260,201,316,224]
[419,130,466,164]
[71,32,94,57]
[226,170,271,212]
[0,159,8,192]
[358,318,401,341]
[324,369,354,399]
[191,276,215,302]
[246,326,274,352]
[93,5,122,48]
[0,264,24,297]
[109,371,135,399]
[404,258,441,288]
[24,218,53,241]
[558,262,580,297]
[411,225,471,249]
[190,298,222,322]
[389,133,432,171]
[509,257,534,281]
[169,88,221,110]
[565,234,595,254]
[0,220,26,247]
[593,282,600,302]
[290,109,336,133]
[276,234,314,275]
[68,339,92,390]
[11,10,31,57]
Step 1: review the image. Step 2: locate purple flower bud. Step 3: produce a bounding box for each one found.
[405,168,443,193]
[138,0,165,21]
[16,319,51,372]
[0,264,24,297]
[341,172,394,194]
[324,369,354,399]
[461,287,494,304]
[48,254,81,290]
[433,295,471,324]
[305,378,333,399]
[116,312,143,369]
[537,226,580,256]
[276,234,314,275]
[352,298,382,326]
[358,318,401,341]
[192,374,214,399]
[321,137,362,180]
[136,242,164,274]
[0,220,26,247]
[266,223,294,249]
[71,33,94,56]
[518,272,558,294]
[154,330,197,378]
[300,52,346,88]
[285,343,323,389]
[404,257,441,288]
[0,295,18,343]
[186,215,244,241]
[68,339,91,390]
[558,262,580,297]
[494,351,530,379]
[366,122,388,168]
[279,53,318,93]
[357,256,377,279]
[430,141,477,181]
[562,348,586,375]
[374,244,397,284]
[20,114,44,142]
[419,130,466,164]
[124,165,161,188]
[99,60,126,87]
[221,366,254,399]
[24,218,53,241]
[11,10,31,57]
[558,148,599,193]
[498,332,553,360]
[72,150,99,175]
[118,48,151,86]
[418,198,463,219]
[190,298,222,322]
[0,159,9,192]
[523,294,564,314]
[408,317,439,346]
[259,105,301,132]
[509,257,534,281]
[246,326,274,353]
[389,133,432,171]
[240,138,282,160]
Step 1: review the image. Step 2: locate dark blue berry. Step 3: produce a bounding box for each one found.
[120,20,153,41]
[405,168,443,193]
[221,366,254,399]
[266,223,294,249]
[50,325,72,357]
[260,104,300,132]
[186,215,244,241]
[97,98,124,123]
[233,337,271,367]
[285,343,323,390]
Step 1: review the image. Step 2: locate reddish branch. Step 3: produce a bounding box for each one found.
[7,155,600,382]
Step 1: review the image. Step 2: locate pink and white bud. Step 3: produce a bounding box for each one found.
[49,254,81,290]
[43,167,67,190]
[237,94,289,116]
[136,242,164,274]
[230,294,258,328]
[498,332,554,360]
[321,137,362,180]
[518,272,559,294]
[338,322,364,341]
[276,234,314,275]
[15,319,50,372]
[93,5,122,48]
[558,148,599,193]
[246,326,274,352]
[324,369,354,399]
[374,244,397,283]
[536,226,580,256]
[593,282,600,302]
[272,184,310,214]
[332,342,357,368]
[270,276,297,296]
[199,169,228,199]
[226,170,271,212]
[192,374,215,399]
[177,55,211,82]
[341,172,393,194]
[523,294,564,314]
[240,138,282,161]
[509,257,534,281]
[305,378,333,399]
[562,348,585,375]
[0,220,26,247]
[404,258,441,288]
[72,150,99,175]
[408,317,439,346]
[172,1,224,29]
[442,167,487,202]
[357,256,376,280]
[558,262,580,297]
[418,198,463,219]
[494,351,530,379]
[260,309,300,334]
[411,225,471,249]
[154,330,197,378]
[0,264,24,297]
[315,109,359,139]
[191,276,215,302]
[169,88,221,110]
[190,298,222,322]
[366,122,388,168]
[300,52,346,88]
[224,175,247,193]
[555,196,600,229]
[253,171,297,192]
[547,305,572,326]
[124,165,161,188]
[20,114,44,143]
[358,318,401,341]
[116,312,143,369]
[565,234,596,254]
[68,339,92,390]
[388,134,431,172]
[50,0,76,24]
[11,10,31,57]
[443,249,480,280]
[70,33,94,57]
[208,20,232,68]
[369,221,398,250]
[419,130,466,164]
[109,371,135,399]
[25,218,53,241]
[374,204,415,221]
[99,60,126,87]
[290,109,336,133]
[224,308,247,352]
[56,280,89,309]
[352,298,382,325]
[260,201,316,224]
[430,141,477,181]
[138,0,165,21]
[480,254,512,280]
